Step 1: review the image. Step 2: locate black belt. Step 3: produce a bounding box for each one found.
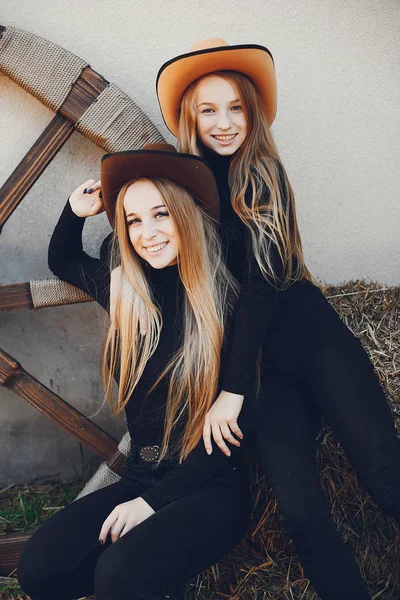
[129,443,177,466]
[130,444,162,463]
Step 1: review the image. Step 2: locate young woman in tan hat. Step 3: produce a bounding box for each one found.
[157,40,400,600]
[17,145,252,600]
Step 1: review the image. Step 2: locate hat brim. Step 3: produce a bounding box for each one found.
[157,44,277,137]
[101,150,220,227]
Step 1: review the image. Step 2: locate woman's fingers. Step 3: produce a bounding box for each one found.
[70,179,94,198]
[203,417,213,455]
[88,196,105,215]
[138,304,148,336]
[119,523,134,538]
[81,179,96,191]
[110,517,125,543]
[86,181,105,215]
[90,180,102,192]
[211,422,231,457]
[228,420,244,440]
[99,510,118,544]
[84,179,101,193]
[70,179,104,217]
[220,422,241,447]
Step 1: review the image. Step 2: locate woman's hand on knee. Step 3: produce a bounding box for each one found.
[203,390,244,457]
[98,497,155,544]
[69,179,104,218]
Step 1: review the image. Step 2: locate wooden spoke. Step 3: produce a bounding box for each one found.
[0,113,75,230]
[0,348,122,465]
[107,449,128,473]
[0,67,108,231]
[60,66,108,122]
[0,283,32,313]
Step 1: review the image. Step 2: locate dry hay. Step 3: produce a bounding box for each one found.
[193,280,400,600]
[1,281,398,600]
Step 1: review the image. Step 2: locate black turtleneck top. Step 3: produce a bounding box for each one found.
[48,200,246,511]
[200,147,355,396]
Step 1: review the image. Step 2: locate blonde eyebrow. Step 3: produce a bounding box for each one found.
[126,204,166,218]
[197,99,241,108]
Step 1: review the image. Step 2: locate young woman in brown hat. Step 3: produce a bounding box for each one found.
[157,40,400,600]
[17,144,252,600]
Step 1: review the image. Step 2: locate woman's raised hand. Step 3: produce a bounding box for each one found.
[203,390,245,456]
[69,179,104,218]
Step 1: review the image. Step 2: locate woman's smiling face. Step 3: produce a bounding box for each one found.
[124,179,178,269]
[195,75,248,156]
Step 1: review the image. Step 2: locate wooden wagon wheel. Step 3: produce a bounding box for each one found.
[0,24,166,573]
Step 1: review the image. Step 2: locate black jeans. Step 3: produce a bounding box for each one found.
[255,338,400,600]
[18,459,251,600]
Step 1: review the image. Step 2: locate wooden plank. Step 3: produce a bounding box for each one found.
[0,350,19,384]
[0,283,33,313]
[0,348,121,464]
[60,66,108,122]
[0,113,75,229]
[107,449,127,473]
[0,529,34,575]
[0,65,108,231]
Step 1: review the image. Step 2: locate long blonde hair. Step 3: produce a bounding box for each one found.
[101,177,237,461]
[179,71,313,288]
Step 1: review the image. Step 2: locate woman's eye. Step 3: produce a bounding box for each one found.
[155,211,169,219]
[127,219,140,226]
[201,108,214,114]
[231,105,242,111]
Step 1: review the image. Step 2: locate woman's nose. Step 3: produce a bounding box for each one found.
[216,111,231,130]
[142,221,157,240]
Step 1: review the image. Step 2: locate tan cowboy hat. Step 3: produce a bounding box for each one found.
[101,143,220,227]
[157,38,277,137]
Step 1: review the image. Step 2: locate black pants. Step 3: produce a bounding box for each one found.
[18,460,251,600]
[255,338,400,600]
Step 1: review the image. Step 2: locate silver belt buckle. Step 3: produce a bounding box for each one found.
[139,445,161,463]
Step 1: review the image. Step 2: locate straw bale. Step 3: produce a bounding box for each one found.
[193,281,400,600]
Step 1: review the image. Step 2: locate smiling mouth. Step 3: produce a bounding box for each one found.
[144,241,169,254]
[211,134,238,142]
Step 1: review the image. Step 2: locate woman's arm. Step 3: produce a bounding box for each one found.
[201,247,280,455]
[48,180,110,310]
[221,165,291,396]
[139,415,249,511]
[204,208,290,454]
[97,436,245,540]
[97,418,249,541]
[220,245,281,396]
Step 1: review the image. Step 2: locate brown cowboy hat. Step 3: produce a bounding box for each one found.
[101,143,220,226]
[157,38,277,137]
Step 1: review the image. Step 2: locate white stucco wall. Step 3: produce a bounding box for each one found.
[0,0,399,484]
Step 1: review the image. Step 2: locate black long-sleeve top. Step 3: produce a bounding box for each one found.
[201,148,355,396]
[48,201,250,511]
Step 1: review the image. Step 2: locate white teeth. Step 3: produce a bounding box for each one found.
[146,242,168,253]
[213,134,237,141]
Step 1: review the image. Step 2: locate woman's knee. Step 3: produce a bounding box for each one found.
[274,483,334,544]
[17,520,83,600]
[94,542,151,600]
[17,538,55,600]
